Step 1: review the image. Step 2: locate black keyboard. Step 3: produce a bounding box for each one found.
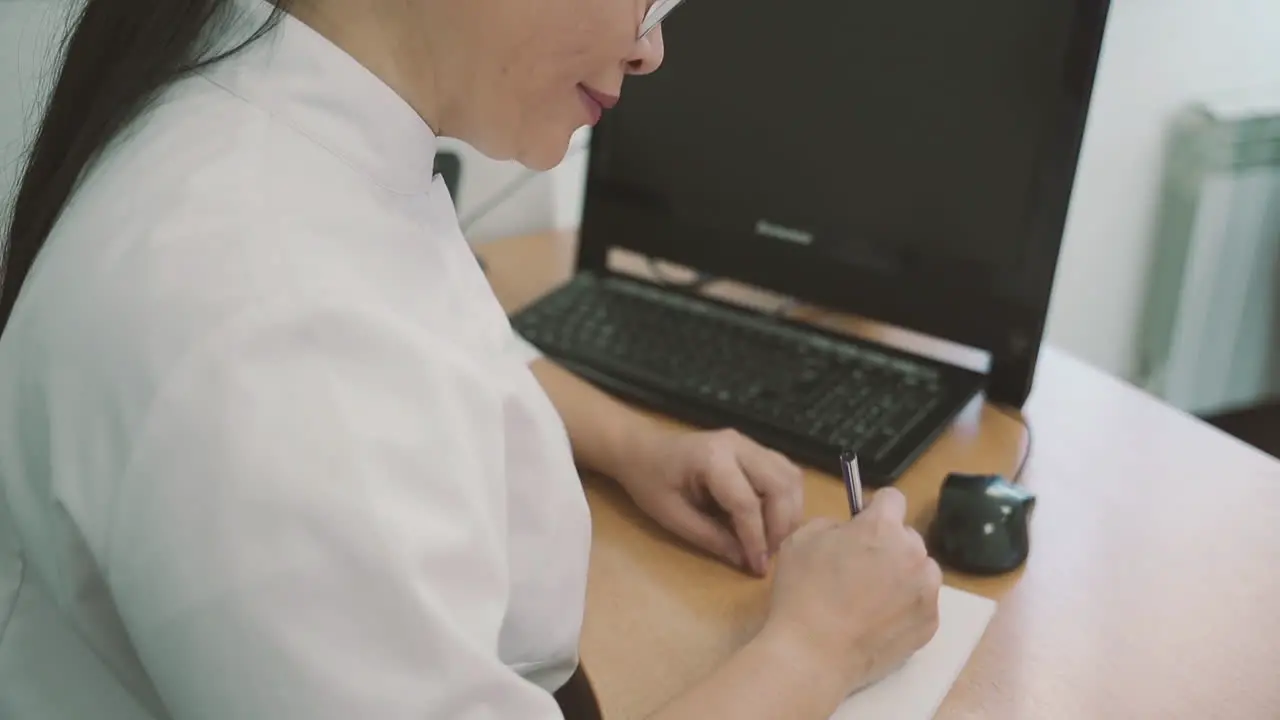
[512,273,985,484]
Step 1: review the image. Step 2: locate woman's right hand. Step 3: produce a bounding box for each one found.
[761,487,943,695]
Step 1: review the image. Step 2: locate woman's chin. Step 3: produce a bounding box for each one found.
[517,133,580,172]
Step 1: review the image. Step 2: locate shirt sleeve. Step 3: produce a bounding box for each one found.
[508,325,544,365]
[103,300,567,720]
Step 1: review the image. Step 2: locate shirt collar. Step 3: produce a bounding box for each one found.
[201,0,439,194]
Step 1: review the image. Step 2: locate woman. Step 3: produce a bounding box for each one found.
[0,1,942,718]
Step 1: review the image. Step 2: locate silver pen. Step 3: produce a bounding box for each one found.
[840,450,864,517]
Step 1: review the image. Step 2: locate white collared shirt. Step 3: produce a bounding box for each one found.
[0,5,591,718]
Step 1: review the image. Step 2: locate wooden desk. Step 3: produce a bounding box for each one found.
[476,230,1280,720]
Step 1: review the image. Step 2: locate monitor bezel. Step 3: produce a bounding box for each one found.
[574,0,1112,407]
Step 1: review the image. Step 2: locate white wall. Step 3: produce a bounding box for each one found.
[440,130,589,246]
[1038,0,1280,380]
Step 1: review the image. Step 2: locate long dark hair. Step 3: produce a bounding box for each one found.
[0,0,291,336]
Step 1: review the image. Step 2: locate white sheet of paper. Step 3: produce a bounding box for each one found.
[830,585,997,720]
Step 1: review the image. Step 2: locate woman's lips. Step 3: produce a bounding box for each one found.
[577,84,619,126]
[583,85,620,109]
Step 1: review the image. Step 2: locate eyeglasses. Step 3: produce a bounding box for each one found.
[639,0,685,38]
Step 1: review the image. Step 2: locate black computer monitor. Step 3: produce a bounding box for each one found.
[576,0,1112,407]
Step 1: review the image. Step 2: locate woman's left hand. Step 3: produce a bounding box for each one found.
[614,426,806,577]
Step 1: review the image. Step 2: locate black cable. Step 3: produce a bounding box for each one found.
[455,140,797,318]
[458,138,592,234]
[986,402,1033,483]
[451,140,725,295]
[459,147,714,296]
